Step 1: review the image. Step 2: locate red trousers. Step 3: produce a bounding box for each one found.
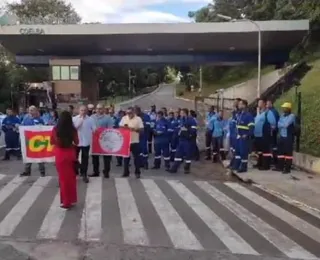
[55,147,77,207]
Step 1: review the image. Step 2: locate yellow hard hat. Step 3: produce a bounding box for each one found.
[281,102,292,109]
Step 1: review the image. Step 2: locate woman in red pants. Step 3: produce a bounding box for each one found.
[51,111,79,209]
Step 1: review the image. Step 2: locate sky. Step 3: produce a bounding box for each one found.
[0,0,211,23]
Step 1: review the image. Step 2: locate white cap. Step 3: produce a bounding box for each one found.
[87,104,94,109]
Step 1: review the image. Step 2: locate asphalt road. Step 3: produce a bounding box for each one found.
[0,85,320,260]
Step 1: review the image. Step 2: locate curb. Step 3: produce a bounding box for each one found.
[253,183,320,217]
[221,160,320,215]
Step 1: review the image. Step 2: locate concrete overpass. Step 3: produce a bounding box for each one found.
[0,20,309,65]
[0,20,309,103]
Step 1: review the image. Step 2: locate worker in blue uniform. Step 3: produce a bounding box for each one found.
[208,110,224,162]
[230,99,241,153]
[152,111,170,170]
[233,100,254,173]
[168,108,197,174]
[135,106,151,169]
[170,111,180,162]
[190,110,200,161]
[267,100,280,165]
[254,99,277,170]
[114,110,125,167]
[167,111,175,154]
[148,105,157,154]
[205,106,216,160]
[274,102,295,174]
[2,108,21,160]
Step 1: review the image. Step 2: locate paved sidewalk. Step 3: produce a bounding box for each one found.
[223,160,320,214]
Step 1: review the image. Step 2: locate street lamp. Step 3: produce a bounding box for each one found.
[216,13,262,98]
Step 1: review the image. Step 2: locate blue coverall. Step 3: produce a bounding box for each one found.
[229,110,240,152]
[233,111,254,172]
[2,115,21,159]
[205,111,216,159]
[148,111,157,153]
[167,115,175,152]
[153,117,170,169]
[208,116,224,162]
[276,113,295,173]
[254,110,276,169]
[139,113,151,169]
[269,107,280,164]
[169,116,197,174]
[170,117,180,162]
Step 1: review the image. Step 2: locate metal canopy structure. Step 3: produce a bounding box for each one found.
[0,20,309,65]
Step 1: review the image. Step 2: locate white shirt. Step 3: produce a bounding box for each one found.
[72,115,96,147]
[119,115,144,144]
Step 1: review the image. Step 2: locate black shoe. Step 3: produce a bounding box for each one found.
[116,164,122,167]
[2,157,9,161]
[82,176,89,183]
[20,172,30,177]
[135,174,141,179]
[89,173,100,177]
[152,166,160,169]
[167,169,177,173]
[40,172,45,177]
[205,157,211,161]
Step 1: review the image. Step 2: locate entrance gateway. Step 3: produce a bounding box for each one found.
[0,20,309,103]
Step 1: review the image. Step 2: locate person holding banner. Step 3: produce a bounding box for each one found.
[73,105,96,183]
[51,111,79,209]
[90,104,114,178]
[119,107,144,178]
[20,106,46,177]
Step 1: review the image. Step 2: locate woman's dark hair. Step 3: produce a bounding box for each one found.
[56,110,76,148]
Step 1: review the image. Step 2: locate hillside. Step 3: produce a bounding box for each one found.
[274,59,320,157]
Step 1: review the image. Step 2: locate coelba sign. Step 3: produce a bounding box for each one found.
[20,28,45,35]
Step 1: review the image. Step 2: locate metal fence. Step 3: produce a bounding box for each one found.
[194,95,235,125]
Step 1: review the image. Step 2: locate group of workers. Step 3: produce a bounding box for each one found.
[1,97,297,175]
[205,98,297,174]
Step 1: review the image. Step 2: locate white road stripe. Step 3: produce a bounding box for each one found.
[0,174,5,180]
[79,177,102,241]
[0,176,52,236]
[226,182,320,245]
[115,178,149,246]
[168,180,258,255]
[0,176,26,207]
[37,191,66,239]
[141,179,203,250]
[196,182,317,259]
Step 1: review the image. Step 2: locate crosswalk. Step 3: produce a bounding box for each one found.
[0,173,319,259]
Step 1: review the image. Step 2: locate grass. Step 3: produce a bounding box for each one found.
[176,66,274,100]
[274,59,320,157]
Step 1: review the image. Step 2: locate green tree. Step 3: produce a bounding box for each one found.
[6,0,81,24]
